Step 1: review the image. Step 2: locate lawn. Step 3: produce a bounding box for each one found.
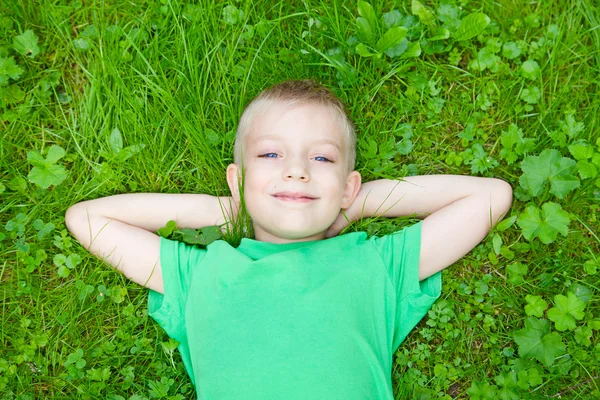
[1,0,599,399]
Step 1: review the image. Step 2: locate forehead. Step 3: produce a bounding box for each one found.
[246,102,345,148]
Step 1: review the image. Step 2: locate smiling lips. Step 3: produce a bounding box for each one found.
[272,192,318,202]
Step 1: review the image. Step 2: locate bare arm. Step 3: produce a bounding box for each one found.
[65,193,236,293]
[327,175,513,279]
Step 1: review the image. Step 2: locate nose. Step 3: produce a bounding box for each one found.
[282,156,310,182]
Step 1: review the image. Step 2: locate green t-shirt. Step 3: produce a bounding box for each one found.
[149,221,441,399]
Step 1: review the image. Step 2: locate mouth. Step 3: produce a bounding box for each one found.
[272,192,318,202]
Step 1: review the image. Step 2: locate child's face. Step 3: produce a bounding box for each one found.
[227,102,361,243]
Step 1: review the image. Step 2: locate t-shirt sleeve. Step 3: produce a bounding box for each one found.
[369,221,442,351]
[148,237,207,341]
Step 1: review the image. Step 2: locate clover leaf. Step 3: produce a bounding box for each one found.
[513,317,565,367]
[13,30,40,58]
[517,202,570,244]
[547,292,585,331]
[33,219,55,240]
[27,145,69,189]
[0,56,24,86]
[157,220,177,238]
[519,149,580,199]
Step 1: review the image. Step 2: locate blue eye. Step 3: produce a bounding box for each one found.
[260,153,279,158]
[315,156,332,162]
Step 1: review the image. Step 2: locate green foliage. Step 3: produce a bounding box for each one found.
[13,30,40,58]
[26,145,69,189]
[453,13,490,41]
[516,202,570,244]
[547,292,586,331]
[519,149,580,199]
[513,317,566,367]
[524,295,548,318]
[157,220,222,247]
[2,0,599,398]
[0,56,24,85]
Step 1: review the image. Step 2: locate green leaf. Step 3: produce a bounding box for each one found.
[524,295,548,317]
[411,0,436,26]
[357,1,378,33]
[429,27,450,41]
[384,39,408,58]
[355,43,376,57]
[80,25,99,40]
[180,226,221,246]
[521,60,541,80]
[222,5,244,25]
[46,145,66,164]
[578,159,599,179]
[157,220,177,238]
[13,30,40,58]
[27,145,68,189]
[495,215,517,231]
[507,262,528,285]
[110,127,123,153]
[356,17,375,44]
[583,259,598,275]
[559,114,585,139]
[516,202,570,244]
[502,42,522,59]
[453,13,490,41]
[469,47,500,71]
[53,253,67,267]
[519,149,580,199]
[513,317,565,367]
[401,41,421,58]
[200,226,222,244]
[33,219,55,240]
[570,284,592,304]
[57,264,70,278]
[382,10,403,29]
[574,326,593,346]
[520,86,541,104]
[375,27,407,53]
[0,56,24,86]
[395,138,413,155]
[494,371,520,400]
[65,254,82,269]
[547,292,585,331]
[115,143,145,162]
[466,380,498,399]
[568,142,594,160]
[73,37,91,52]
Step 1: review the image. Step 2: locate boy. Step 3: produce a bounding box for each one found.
[65,80,513,399]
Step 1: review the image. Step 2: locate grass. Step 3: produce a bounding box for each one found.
[1,0,600,398]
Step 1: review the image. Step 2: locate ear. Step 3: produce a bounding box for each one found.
[226,163,242,205]
[341,170,361,209]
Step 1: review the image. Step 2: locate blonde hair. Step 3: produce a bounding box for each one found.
[234,80,356,172]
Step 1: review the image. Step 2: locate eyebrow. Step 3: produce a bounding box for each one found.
[252,135,341,150]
